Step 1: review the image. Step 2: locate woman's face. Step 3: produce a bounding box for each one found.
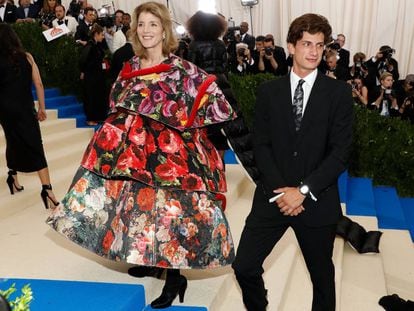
[94,31,105,43]
[354,78,362,88]
[48,0,56,8]
[136,11,164,52]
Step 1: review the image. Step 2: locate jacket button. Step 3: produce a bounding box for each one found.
[293,151,298,157]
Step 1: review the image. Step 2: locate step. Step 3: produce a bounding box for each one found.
[32,87,61,99]
[346,177,376,216]
[380,229,414,302]
[57,102,84,117]
[45,95,78,108]
[340,215,387,311]
[373,186,407,229]
[400,198,414,242]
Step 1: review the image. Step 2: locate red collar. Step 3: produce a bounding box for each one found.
[120,61,172,80]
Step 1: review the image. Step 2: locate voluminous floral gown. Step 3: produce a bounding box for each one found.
[47,54,237,269]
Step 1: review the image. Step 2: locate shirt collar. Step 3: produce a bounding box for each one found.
[290,68,318,88]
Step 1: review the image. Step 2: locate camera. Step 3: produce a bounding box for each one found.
[327,41,340,50]
[237,47,246,57]
[223,26,241,43]
[264,47,273,56]
[380,48,395,60]
[96,16,114,28]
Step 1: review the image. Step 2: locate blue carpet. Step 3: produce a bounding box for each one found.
[143,306,207,311]
[0,279,146,311]
[224,149,237,164]
[400,198,414,240]
[373,186,407,229]
[345,177,376,216]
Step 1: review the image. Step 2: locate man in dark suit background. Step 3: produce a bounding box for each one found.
[16,0,39,23]
[239,21,255,53]
[232,13,353,311]
[0,0,17,23]
[336,33,350,68]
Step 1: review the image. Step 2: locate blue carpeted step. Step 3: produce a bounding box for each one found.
[33,88,61,99]
[400,198,414,241]
[345,177,376,216]
[45,95,78,108]
[224,149,237,164]
[57,103,84,117]
[373,186,407,229]
[338,170,348,204]
[0,278,146,311]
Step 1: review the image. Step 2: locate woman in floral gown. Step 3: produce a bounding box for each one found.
[47,2,236,309]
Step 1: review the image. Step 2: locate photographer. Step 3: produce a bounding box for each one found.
[256,37,287,76]
[398,74,414,123]
[365,45,399,91]
[349,76,368,106]
[324,50,350,81]
[349,52,369,80]
[231,42,254,75]
[369,72,399,117]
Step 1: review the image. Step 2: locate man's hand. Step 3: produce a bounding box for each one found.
[273,186,305,216]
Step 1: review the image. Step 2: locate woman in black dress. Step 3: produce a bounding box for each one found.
[0,23,59,209]
[79,23,109,126]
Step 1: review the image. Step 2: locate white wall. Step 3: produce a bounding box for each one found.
[63,0,414,77]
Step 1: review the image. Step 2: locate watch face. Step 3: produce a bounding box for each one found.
[300,185,309,194]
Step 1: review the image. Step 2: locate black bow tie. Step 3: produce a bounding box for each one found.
[57,20,64,25]
[0,4,5,8]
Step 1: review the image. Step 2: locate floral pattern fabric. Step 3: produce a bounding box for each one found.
[47,55,236,269]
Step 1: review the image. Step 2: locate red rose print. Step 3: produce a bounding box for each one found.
[181,173,205,191]
[150,120,165,131]
[162,100,179,117]
[145,132,157,154]
[155,163,177,182]
[166,155,189,177]
[116,145,147,171]
[96,124,123,151]
[158,129,181,154]
[137,188,156,211]
[158,81,172,94]
[102,230,114,254]
[82,146,97,169]
[101,164,111,175]
[128,127,146,146]
[133,169,154,185]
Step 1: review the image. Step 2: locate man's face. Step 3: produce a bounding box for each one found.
[55,6,65,19]
[336,35,345,48]
[240,22,248,34]
[255,40,264,51]
[85,10,95,23]
[122,14,131,27]
[115,12,123,26]
[287,31,325,77]
[20,0,30,7]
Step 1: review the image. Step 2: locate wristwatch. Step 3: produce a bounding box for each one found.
[299,184,310,196]
[298,184,318,202]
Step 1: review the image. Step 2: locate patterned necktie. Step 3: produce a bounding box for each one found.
[292,79,305,131]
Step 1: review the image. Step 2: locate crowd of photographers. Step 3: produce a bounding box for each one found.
[1,1,413,124]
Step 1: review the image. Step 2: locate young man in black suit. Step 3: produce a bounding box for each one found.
[232,13,353,311]
[0,0,17,23]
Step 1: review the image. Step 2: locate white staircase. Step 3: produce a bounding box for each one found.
[1,110,413,310]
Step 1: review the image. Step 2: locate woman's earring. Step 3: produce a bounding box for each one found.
[162,33,166,40]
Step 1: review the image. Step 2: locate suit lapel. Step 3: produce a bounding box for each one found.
[277,76,297,136]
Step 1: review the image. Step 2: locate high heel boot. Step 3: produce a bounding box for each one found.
[40,184,60,209]
[150,270,187,309]
[6,170,24,195]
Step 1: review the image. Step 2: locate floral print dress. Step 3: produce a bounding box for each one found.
[47,55,236,269]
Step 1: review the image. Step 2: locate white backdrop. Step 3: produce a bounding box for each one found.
[60,0,414,77]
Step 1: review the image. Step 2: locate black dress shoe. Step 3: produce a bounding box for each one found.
[0,294,11,311]
[127,266,164,279]
[379,294,411,311]
[150,275,187,309]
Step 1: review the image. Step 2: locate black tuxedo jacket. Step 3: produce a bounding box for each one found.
[337,48,350,68]
[252,72,353,227]
[16,4,39,19]
[75,20,91,42]
[0,3,17,23]
[241,33,255,52]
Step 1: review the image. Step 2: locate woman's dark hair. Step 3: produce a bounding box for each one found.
[0,23,26,63]
[286,13,332,45]
[187,11,227,41]
[89,23,103,38]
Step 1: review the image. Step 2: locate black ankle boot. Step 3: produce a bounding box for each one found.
[127,266,164,279]
[150,274,187,309]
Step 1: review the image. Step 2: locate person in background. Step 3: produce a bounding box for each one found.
[0,0,17,23]
[350,76,368,106]
[16,0,39,23]
[256,36,288,76]
[0,23,59,209]
[369,71,399,117]
[47,2,236,309]
[38,0,59,29]
[239,21,255,53]
[232,13,353,311]
[335,33,350,68]
[325,50,350,81]
[52,4,78,36]
[74,6,95,45]
[78,23,108,126]
[110,28,134,82]
[397,74,414,123]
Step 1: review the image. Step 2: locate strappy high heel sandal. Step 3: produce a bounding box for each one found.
[40,184,60,209]
[6,170,24,195]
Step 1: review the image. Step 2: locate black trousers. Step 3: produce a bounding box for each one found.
[232,219,337,311]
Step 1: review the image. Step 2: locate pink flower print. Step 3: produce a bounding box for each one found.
[162,100,179,117]
[138,96,155,114]
[152,90,166,103]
